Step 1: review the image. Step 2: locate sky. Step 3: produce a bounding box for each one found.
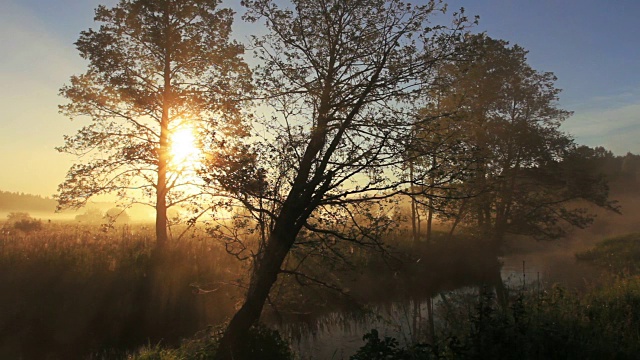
[0,0,639,197]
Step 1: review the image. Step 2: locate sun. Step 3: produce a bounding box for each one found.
[169,125,200,171]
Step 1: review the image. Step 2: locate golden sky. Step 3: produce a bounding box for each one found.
[1,0,639,197]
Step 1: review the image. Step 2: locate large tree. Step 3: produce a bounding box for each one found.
[426,34,617,247]
[57,0,250,246]
[206,0,474,358]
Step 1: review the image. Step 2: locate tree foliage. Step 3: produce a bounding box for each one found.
[57,0,251,245]
[75,208,104,223]
[419,34,617,244]
[207,0,475,358]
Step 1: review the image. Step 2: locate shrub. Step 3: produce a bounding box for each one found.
[6,212,43,233]
[350,329,435,360]
[576,233,640,275]
[131,324,293,360]
[353,280,640,360]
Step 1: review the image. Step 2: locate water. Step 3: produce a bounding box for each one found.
[279,252,604,359]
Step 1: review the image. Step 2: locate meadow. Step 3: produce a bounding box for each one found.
[3,215,640,359]
[0,220,503,359]
[0,222,245,358]
[129,232,640,360]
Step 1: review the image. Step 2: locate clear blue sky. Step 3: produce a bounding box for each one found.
[1,0,639,196]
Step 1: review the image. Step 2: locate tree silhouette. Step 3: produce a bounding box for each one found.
[57,0,251,246]
[208,0,474,358]
[427,34,617,246]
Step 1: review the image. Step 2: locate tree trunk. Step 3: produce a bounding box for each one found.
[214,214,298,360]
[447,198,468,240]
[410,196,418,244]
[156,98,170,247]
[155,182,168,247]
[426,156,436,244]
[409,161,418,245]
[426,205,433,244]
[416,199,422,242]
[156,4,171,248]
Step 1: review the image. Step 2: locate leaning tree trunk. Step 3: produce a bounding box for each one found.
[214,211,300,360]
[214,161,332,359]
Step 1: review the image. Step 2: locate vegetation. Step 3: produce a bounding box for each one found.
[411,34,617,248]
[0,223,500,358]
[121,236,640,360]
[0,191,56,213]
[57,0,251,245]
[0,223,245,359]
[131,325,293,360]
[346,234,640,360]
[352,279,640,360]
[576,233,640,275]
[3,218,640,359]
[205,1,480,356]
[5,212,43,233]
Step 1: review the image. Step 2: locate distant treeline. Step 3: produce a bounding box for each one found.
[580,147,640,189]
[0,191,57,213]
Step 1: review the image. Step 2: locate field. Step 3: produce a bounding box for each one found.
[0,220,505,359]
[0,222,246,358]
[3,207,640,359]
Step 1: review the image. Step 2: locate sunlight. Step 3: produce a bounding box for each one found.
[169,125,200,171]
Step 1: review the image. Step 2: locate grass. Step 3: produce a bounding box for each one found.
[351,277,640,360]
[346,232,640,360]
[129,324,293,360]
[0,222,504,359]
[575,233,640,275]
[131,276,640,360]
[0,222,246,359]
[134,232,640,359]
[6,221,640,359]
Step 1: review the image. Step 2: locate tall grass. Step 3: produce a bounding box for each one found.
[0,222,520,359]
[0,222,246,359]
[576,233,640,275]
[349,231,640,360]
[352,278,640,360]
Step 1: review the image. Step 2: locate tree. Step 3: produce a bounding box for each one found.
[6,212,32,223]
[74,208,104,223]
[427,34,617,247]
[57,0,251,246]
[404,104,476,244]
[206,1,474,358]
[105,207,131,224]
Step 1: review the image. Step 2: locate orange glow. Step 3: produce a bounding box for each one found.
[169,125,200,171]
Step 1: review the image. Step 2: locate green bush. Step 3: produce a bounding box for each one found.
[350,329,435,360]
[5,212,43,233]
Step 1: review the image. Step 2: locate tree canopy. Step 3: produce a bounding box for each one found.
[57,0,251,245]
[415,34,618,245]
[208,0,476,358]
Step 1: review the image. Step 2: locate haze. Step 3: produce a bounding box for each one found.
[0,0,639,196]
